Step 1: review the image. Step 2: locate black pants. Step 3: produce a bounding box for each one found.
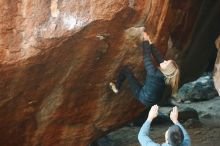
[116,67,142,98]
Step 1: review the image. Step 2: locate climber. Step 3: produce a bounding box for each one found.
[109,31,180,107]
[138,105,191,146]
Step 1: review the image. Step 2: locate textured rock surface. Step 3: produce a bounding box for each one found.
[214,35,220,95]
[0,0,219,146]
[160,96,220,126]
[176,73,218,102]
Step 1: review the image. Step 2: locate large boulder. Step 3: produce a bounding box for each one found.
[0,0,220,146]
[176,73,218,102]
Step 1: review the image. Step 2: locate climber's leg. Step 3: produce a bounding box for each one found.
[111,67,142,97]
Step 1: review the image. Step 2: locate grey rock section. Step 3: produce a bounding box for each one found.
[184,119,202,129]
[160,96,220,126]
[176,73,218,102]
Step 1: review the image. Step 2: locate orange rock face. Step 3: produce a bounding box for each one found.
[0,0,208,146]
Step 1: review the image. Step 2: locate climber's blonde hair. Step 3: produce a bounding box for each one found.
[163,61,180,96]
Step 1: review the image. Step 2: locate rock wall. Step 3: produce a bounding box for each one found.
[0,0,217,146]
[214,35,220,95]
[179,0,220,84]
